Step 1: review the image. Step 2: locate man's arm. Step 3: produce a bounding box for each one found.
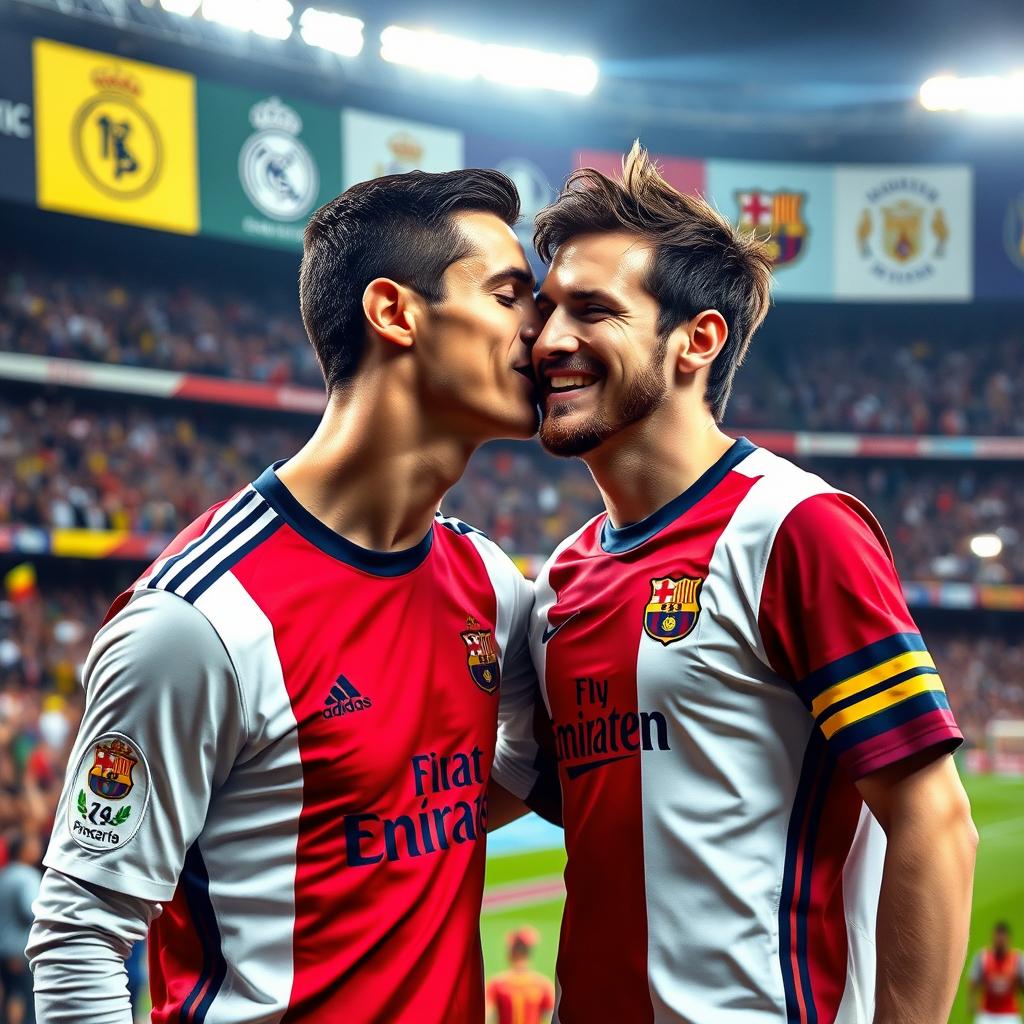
[856,751,978,1024]
[28,870,157,1024]
[29,588,245,1021]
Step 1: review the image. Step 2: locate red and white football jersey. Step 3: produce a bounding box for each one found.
[528,438,962,1024]
[44,462,535,1023]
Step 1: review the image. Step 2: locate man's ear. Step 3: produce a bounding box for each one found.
[674,309,728,375]
[362,278,419,350]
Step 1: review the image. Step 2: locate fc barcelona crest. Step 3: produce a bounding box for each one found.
[88,738,138,800]
[735,190,808,268]
[644,576,702,646]
[461,617,501,694]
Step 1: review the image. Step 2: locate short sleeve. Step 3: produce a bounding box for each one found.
[758,491,962,780]
[492,571,544,800]
[44,588,247,902]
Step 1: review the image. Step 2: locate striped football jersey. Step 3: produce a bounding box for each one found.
[528,438,962,1024]
[43,462,536,1023]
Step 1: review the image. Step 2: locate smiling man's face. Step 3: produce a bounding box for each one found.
[533,230,672,457]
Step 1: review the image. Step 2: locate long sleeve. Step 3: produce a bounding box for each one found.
[28,868,158,1024]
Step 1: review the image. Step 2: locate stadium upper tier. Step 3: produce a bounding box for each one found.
[0,392,1020,587]
[3,264,1023,437]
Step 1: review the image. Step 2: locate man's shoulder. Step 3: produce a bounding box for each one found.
[434,512,529,585]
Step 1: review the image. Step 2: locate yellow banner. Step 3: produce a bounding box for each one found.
[34,38,198,234]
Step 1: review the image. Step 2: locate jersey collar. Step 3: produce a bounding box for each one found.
[600,437,757,554]
[253,461,434,576]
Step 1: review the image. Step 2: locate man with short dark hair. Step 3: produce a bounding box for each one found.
[505,144,977,1024]
[29,168,544,1023]
[970,922,1024,1024]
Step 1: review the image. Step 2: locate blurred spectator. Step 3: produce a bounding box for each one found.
[731,331,1024,436]
[1,265,321,388]
[0,393,1022,584]
[3,264,1023,436]
[0,830,43,1024]
[0,396,304,534]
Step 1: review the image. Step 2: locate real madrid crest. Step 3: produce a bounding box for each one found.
[643,576,702,646]
[238,96,319,222]
[461,616,501,694]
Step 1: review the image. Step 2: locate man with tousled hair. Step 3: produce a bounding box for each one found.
[503,143,976,1024]
[29,168,546,1023]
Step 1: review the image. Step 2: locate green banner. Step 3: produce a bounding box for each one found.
[197,81,341,250]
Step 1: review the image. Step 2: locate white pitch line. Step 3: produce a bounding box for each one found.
[979,814,1024,842]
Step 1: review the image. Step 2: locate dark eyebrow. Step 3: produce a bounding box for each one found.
[537,287,623,307]
[482,266,536,291]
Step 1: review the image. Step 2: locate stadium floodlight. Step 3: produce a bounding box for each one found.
[299,8,364,57]
[380,27,479,80]
[970,533,1004,558]
[481,45,598,95]
[201,0,294,40]
[920,72,1024,115]
[160,0,201,14]
[380,25,598,95]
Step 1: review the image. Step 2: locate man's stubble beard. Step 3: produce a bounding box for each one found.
[538,336,669,458]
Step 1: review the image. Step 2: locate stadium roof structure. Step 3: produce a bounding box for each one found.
[5,0,1024,141]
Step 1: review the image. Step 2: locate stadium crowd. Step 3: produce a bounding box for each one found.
[0,394,1020,585]
[3,264,1024,437]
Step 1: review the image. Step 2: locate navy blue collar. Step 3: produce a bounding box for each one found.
[253,461,434,576]
[600,437,757,554]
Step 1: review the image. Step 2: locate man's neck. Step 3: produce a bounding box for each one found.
[584,407,735,529]
[276,376,476,553]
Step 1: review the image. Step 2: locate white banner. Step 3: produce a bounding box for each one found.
[341,110,463,188]
[834,165,972,300]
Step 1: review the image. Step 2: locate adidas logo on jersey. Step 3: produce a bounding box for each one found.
[323,675,373,719]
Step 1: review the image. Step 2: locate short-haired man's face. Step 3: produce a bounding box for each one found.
[995,926,1011,954]
[416,211,540,441]
[533,230,672,457]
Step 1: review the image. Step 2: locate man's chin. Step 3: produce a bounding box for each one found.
[538,413,609,458]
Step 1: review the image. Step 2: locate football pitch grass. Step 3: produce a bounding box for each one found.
[482,772,1024,1022]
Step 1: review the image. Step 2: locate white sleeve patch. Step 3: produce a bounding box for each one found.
[67,732,151,854]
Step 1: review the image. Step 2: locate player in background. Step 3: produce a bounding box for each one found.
[508,144,977,1024]
[486,927,556,1024]
[28,168,545,1024]
[970,922,1024,1024]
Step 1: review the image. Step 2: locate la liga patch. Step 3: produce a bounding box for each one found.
[68,732,150,853]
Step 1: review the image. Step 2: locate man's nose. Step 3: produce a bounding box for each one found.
[531,311,580,369]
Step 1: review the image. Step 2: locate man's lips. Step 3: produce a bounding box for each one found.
[539,364,603,401]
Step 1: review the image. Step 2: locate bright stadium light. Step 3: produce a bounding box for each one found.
[481,45,598,95]
[380,27,479,80]
[160,0,200,14]
[970,533,1004,558]
[380,25,598,95]
[299,8,364,57]
[202,0,294,40]
[920,72,1024,115]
